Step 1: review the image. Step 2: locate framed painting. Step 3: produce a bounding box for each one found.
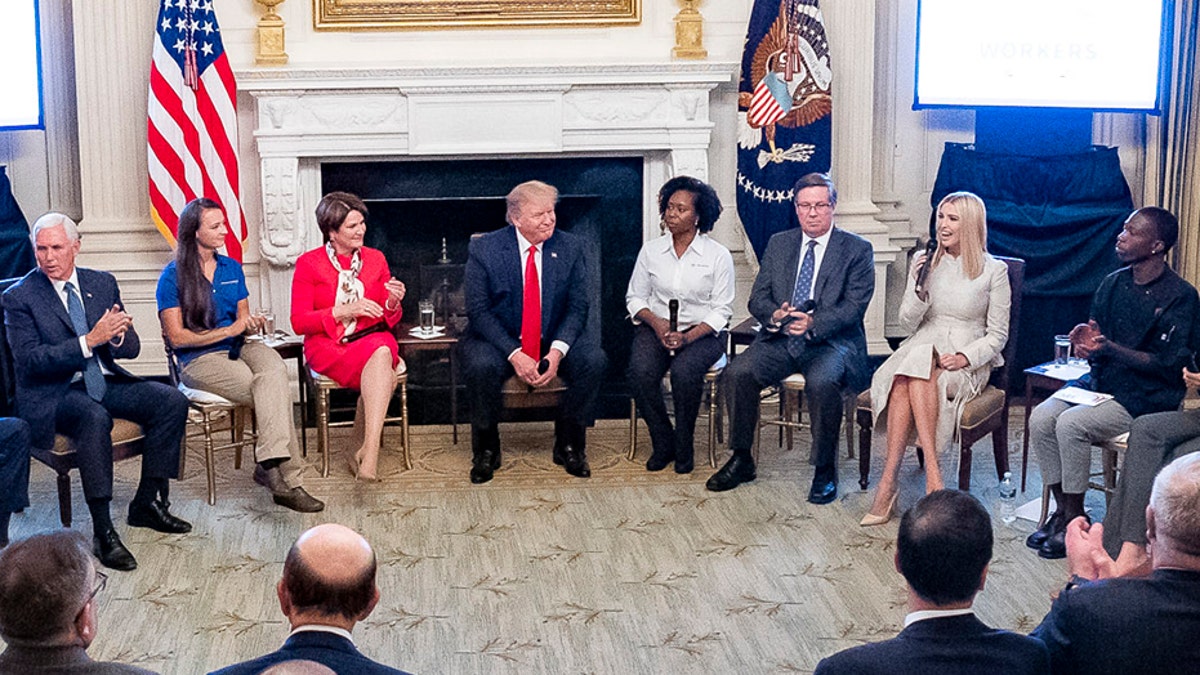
[314,0,642,30]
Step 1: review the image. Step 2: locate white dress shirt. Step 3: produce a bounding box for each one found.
[903,608,975,628]
[792,227,833,303]
[289,623,356,645]
[626,232,735,332]
[512,227,570,360]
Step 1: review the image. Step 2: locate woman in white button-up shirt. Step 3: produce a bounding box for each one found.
[626,177,735,473]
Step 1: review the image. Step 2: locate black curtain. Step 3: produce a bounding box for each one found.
[930,143,1134,390]
[0,167,34,280]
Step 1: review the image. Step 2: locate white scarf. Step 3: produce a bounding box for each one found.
[326,242,363,336]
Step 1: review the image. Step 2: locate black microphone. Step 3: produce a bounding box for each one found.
[228,335,245,360]
[914,238,938,298]
[668,299,680,355]
[798,299,816,314]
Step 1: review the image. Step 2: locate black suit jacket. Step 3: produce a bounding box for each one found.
[748,226,874,390]
[1031,568,1200,674]
[464,227,590,355]
[2,268,140,449]
[207,630,411,675]
[815,614,1050,675]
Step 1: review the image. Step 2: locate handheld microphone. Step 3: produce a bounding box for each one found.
[228,335,245,360]
[668,299,680,355]
[537,358,550,375]
[914,238,938,298]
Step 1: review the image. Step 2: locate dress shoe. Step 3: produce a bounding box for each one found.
[93,528,137,571]
[860,492,898,527]
[253,466,326,513]
[674,449,694,475]
[706,455,756,492]
[1038,527,1068,559]
[1026,511,1064,549]
[645,450,673,472]
[127,499,192,534]
[807,477,838,505]
[470,448,498,484]
[560,444,591,478]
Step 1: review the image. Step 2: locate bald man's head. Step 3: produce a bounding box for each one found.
[282,524,377,622]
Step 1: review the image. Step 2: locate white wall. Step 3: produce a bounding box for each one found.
[1,0,1153,371]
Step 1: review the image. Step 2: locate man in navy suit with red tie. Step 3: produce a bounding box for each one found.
[2,213,190,572]
[461,180,607,483]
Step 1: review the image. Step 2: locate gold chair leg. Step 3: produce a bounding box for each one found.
[316,388,331,478]
[400,380,411,471]
[627,398,638,461]
[202,414,217,506]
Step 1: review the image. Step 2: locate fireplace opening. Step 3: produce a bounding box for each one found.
[321,157,643,421]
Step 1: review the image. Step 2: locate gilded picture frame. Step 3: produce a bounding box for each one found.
[313,0,641,30]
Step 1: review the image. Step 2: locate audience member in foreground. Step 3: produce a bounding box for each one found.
[862,192,1010,526]
[1101,365,1200,574]
[291,192,406,482]
[1028,207,1198,559]
[1031,452,1200,674]
[626,176,734,474]
[815,490,1050,674]
[714,172,874,502]
[0,418,31,548]
[209,524,411,675]
[0,531,156,674]
[3,213,190,571]
[157,197,323,512]
[461,180,606,483]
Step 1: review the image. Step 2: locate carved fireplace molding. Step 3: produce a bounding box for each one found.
[238,62,736,317]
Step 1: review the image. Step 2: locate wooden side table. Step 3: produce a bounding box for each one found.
[397,324,460,443]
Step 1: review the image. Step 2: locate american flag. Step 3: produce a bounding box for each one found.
[148,0,245,261]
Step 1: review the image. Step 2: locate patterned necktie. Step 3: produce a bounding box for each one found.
[64,282,107,401]
[521,245,542,360]
[792,240,818,306]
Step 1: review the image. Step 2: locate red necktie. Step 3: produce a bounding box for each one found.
[521,245,541,359]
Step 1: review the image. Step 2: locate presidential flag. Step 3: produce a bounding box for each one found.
[736,0,833,261]
[148,0,246,261]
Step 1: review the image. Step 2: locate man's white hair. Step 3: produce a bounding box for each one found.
[1150,452,1200,554]
[30,212,80,244]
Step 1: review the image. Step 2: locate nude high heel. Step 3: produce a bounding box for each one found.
[860,492,898,527]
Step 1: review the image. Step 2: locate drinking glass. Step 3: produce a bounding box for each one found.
[1054,334,1070,364]
[419,300,435,334]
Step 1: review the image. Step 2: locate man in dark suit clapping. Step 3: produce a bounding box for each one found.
[815,490,1050,674]
[712,173,874,502]
[2,213,190,571]
[460,180,607,483]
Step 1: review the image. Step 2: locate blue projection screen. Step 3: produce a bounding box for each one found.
[915,0,1168,112]
[0,1,43,130]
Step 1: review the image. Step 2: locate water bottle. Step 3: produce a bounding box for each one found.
[998,471,1017,525]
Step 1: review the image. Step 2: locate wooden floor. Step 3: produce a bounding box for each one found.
[4,409,1099,674]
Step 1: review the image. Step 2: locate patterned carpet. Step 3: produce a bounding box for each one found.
[7,416,1078,674]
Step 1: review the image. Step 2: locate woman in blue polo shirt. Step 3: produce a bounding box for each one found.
[156,198,323,513]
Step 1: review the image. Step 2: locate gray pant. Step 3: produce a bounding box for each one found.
[182,342,305,488]
[1031,397,1132,494]
[1102,408,1200,557]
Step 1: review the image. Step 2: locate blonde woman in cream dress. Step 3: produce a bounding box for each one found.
[861,191,1011,526]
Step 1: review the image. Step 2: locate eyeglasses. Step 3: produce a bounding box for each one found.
[87,569,108,603]
[796,202,833,213]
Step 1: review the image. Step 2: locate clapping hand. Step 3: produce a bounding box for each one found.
[384,277,406,310]
[1065,517,1117,581]
[87,305,133,348]
[337,298,384,321]
[1069,320,1104,359]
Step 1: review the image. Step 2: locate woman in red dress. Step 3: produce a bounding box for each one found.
[291,192,406,481]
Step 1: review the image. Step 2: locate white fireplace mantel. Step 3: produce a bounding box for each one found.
[238,62,737,319]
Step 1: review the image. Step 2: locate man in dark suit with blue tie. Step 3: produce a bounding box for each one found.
[2,213,190,571]
[815,490,1050,674]
[461,180,607,483]
[711,173,874,502]
[1031,452,1200,674]
[209,524,412,675]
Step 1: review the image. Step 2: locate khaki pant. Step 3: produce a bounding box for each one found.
[182,342,305,488]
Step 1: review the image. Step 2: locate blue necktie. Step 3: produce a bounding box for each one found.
[791,240,817,307]
[64,282,107,401]
[788,240,817,358]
